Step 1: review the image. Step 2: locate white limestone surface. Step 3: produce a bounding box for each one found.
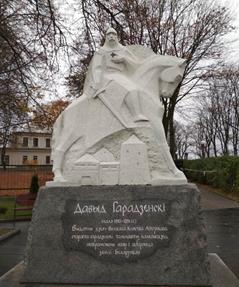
[49,27,187,186]
[119,135,150,184]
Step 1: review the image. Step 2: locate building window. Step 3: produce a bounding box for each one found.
[23,137,28,147]
[46,138,51,148]
[23,155,28,164]
[33,155,38,164]
[46,155,51,164]
[4,155,9,165]
[33,138,38,147]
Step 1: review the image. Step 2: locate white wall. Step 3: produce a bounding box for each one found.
[5,150,52,165]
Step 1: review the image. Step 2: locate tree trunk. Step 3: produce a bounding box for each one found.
[162,87,179,159]
[169,113,176,159]
[1,146,6,171]
[162,98,169,138]
[206,145,210,158]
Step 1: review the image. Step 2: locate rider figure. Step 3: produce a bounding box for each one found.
[86,27,148,123]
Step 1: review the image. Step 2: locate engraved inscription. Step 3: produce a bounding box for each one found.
[62,199,173,264]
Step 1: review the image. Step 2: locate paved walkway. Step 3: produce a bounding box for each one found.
[205,208,239,279]
[197,183,239,210]
[0,221,29,276]
[0,184,239,279]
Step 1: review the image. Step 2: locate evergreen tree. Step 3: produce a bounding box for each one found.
[30,174,39,194]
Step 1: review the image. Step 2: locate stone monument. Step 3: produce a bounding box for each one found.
[22,28,211,286]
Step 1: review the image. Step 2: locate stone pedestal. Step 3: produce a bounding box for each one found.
[22,184,211,286]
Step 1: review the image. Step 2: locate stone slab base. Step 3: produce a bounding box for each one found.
[22,184,210,286]
[1,254,238,287]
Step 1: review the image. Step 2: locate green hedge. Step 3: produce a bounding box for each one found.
[182,156,239,193]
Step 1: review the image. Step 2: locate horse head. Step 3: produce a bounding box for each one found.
[159,58,186,98]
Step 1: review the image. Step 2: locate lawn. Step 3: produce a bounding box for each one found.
[0,228,12,236]
[0,196,33,220]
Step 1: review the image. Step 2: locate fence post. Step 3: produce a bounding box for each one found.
[13,193,17,229]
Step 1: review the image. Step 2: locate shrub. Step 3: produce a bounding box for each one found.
[30,174,39,194]
[0,207,8,214]
[183,156,239,193]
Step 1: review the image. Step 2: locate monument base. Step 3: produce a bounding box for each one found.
[23,184,210,286]
[1,254,239,287]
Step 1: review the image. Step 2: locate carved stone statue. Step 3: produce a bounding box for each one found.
[50,28,187,185]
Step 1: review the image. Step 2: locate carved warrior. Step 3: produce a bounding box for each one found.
[51,28,187,185]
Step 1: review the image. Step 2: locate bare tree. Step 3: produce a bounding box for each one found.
[0,0,68,167]
[174,121,194,159]
[0,92,29,169]
[193,110,217,158]
[192,65,239,157]
[207,67,239,155]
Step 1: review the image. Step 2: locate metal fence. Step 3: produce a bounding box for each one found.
[0,165,53,223]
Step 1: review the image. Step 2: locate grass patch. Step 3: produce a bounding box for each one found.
[0,196,32,220]
[0,228,12,236]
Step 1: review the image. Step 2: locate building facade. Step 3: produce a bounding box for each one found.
[1,129,52,166]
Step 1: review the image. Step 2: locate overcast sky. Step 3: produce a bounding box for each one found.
[219,0,239,61]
